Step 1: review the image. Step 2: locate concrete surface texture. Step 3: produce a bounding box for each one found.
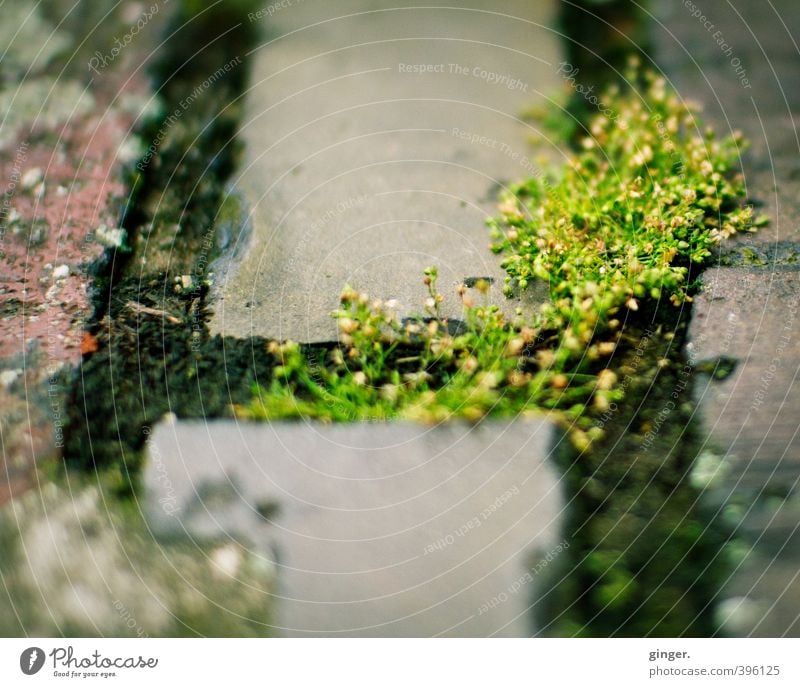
[687,268,800,636]
[144,417,564,636]
[210,0,559,342]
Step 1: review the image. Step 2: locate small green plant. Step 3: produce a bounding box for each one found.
[238,269,605,431]
[238,68,760,447]
[492,69,760,324]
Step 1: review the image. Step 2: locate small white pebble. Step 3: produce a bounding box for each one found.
[53,264,70,280]
[21,168,43,190]
[96,224,126,248]
[211,544,242,579]
[45,361,66,377]
[0,369,22,387]
[715,596,763,636]
[116,136,144,165]
[121,2,146,25]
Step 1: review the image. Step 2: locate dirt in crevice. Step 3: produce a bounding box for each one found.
[64,0,266,488]
[557,0,653,139]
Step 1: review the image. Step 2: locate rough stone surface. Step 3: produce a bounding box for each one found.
[0,484,275,637]
[144,418,564,637]
[210,0,560,342]
[687,267,800,636]
[688,268,800,488]
[655,0,800,637]
[653,0,800,247]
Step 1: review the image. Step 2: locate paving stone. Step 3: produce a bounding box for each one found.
[143,417,564,637]
[210,0,560,342]
[687,267,800,636]
[0,484,275,637]
[653,0,800,247]
[688,268,800,490]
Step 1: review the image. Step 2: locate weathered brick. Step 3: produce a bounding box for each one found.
[0,2,160,504]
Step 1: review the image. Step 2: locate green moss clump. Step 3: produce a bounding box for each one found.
[492,69,758,322]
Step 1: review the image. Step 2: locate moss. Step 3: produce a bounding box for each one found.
[212,190,248,262]
[740,247,768,266]
[692,356,737,380]
[238,270,608,426]
[716,239,795,268]
[493,66,756,310]
[217,192,244,226]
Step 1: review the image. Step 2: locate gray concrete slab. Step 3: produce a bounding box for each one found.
[654,0,800,636]
[687,267,800,636]
[210,0,560,342]
[143,417,565,637]
[653,0,800,247]
[688,268,800,490]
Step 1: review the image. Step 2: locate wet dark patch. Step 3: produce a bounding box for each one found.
[65,274,275,482]
[462,276,495,287]
[716,241,800,268]
[557,0,652,142]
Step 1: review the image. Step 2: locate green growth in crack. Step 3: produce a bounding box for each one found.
[239,69,761,436]
[239,271,597,426]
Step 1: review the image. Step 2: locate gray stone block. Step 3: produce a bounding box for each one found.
[210,0,559,342]
[687,268,800,489]
[687,266,800,636]
[653,0,800,247]
[143,417,565,636]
